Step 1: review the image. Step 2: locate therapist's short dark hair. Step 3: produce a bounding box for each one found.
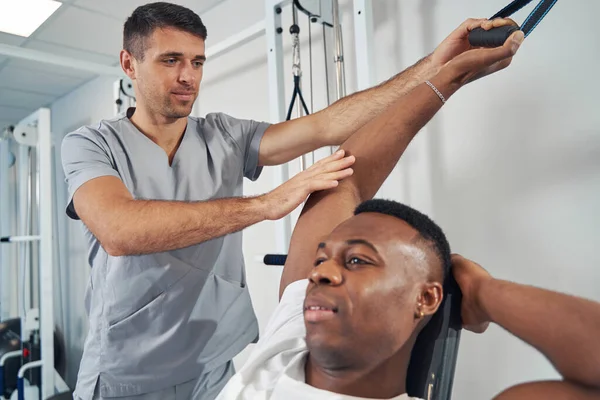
[123,2,208,60]
[354,199,451,279]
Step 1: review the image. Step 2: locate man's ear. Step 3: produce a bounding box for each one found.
[120,49,137,80]
[415,282,443,319]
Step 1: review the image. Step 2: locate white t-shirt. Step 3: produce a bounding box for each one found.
[216,279,422,400]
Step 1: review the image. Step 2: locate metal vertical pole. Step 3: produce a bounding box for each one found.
[0,133,12,319]
[37,108,54,398]
[17,144,30,336]
[266,0,291,252]
[329,0,346,155]
[353,0,374,91]
[331,0,346,100]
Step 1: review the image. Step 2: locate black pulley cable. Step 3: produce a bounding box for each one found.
[286,23,311,121]
[468,0,558,48]
[286,75,311,121]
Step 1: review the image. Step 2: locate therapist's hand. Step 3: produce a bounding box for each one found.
[261,150,355,221]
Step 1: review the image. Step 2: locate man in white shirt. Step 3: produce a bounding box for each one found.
[217,18,600,400]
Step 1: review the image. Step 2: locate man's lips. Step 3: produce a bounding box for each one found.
[172,91,195,100]
[304,294,339,322]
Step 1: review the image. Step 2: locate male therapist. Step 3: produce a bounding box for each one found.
[61,2,518,399]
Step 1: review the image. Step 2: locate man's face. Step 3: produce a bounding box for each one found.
[303,213,442,368]
[127,27,206,119]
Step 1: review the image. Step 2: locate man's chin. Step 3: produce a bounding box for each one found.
[306,329,344,353]
[165,107,193,119]
[305,335,355,370]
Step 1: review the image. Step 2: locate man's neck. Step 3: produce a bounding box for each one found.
[305,352,409,399]
[128,105,188,163]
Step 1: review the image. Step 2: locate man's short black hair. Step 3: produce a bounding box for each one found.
[355,199,451,279]
[123,2,208,60]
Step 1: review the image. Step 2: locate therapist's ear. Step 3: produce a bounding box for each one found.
[121,50,137,80]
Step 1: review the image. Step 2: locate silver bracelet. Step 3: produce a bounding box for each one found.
[425,80,446,104]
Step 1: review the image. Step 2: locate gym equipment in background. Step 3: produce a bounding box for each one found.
[0,109,72,399]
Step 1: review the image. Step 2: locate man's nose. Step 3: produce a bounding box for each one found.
[309,260,343,286]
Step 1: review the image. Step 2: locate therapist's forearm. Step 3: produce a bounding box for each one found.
[103,197,266,256]
[320,55,439,145]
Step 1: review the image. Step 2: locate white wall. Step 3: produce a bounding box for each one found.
[47,0,600,397]
[366,0,600,398]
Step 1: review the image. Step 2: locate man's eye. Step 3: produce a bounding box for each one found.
[347,257,366,266]
[193,61,204,67]
[314,258,326,267]
[164,59,177,64]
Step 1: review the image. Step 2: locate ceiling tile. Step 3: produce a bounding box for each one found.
[6,58,96,81]
[33,6,124,56]
[0,105,31,123]
[73,0,223,21]
[0,88,55,109]
[0,32,27,46]
[0,64,88,96]
[73,0,166,20]
[25,39,119,66]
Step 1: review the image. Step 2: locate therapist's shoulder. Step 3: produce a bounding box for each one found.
[62,112,128,150]
[192,112,258,148]
[197,112,252,132]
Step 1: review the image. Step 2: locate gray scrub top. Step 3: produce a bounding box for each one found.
[61,108,270,399]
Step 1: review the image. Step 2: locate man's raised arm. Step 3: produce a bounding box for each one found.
[257,18,518,167]
[279,29,525,298]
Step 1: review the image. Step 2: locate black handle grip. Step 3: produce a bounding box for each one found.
[468,25,520,48]
[263,254,288,266]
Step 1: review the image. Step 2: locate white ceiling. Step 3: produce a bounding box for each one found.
[0,0,225,130]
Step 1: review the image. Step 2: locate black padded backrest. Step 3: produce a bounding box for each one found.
[406,274,463,400]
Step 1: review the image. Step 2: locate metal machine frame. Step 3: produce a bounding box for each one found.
[263,0,373,251]
[0,109,68,399]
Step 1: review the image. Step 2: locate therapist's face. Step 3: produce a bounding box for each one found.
[303,213,444,370]
[121,27,205,120]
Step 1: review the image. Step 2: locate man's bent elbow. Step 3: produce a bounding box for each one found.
[98,225,135,257]
[102,237,127,257]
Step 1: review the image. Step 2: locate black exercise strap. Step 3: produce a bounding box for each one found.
[469,0,558,47]
[286,3,311,122]
[286,75,311,122]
